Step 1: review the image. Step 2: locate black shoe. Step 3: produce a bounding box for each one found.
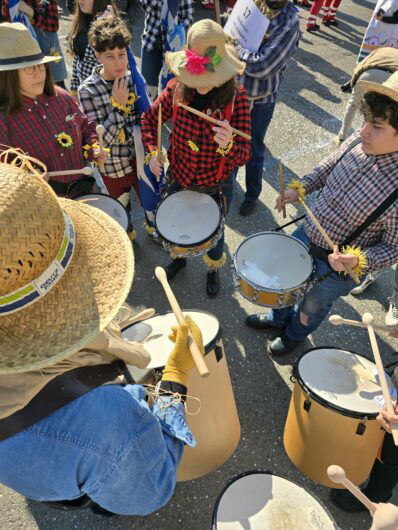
[306,23,320,32]
[90,502,117,518]
[246,313,283,330]
[323,19,338,26]
[206,270,220,297]
[239,199,257,216]
[329,489,368,513]
[165,258,187,280]
[267,334,302,355]
[43,495,91,511]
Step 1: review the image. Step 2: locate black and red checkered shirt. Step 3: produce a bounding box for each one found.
[2,0,59,32]
[141,78,251,188]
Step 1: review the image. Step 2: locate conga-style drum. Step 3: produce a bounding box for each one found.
[155,190,224,257]
[122,310,241,481]
[212,471,338,529]
[233,232,313,308]
[284,347,396,487]
[75,193,129,231]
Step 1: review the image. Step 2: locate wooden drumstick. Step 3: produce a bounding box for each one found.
[46,167,93,178]
[327,465,377,515]
[178,103,252,141]
[279,160,286,219]
[363,313,398,446]
[96,124,106,173]
[155,267,210,378]
[214,0,221,25]
[298,198,360,284]
[329,314,392,334]
[157,103,162,182]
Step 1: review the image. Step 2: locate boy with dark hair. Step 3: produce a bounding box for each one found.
[78,16,139,240]
[246,72,398,355]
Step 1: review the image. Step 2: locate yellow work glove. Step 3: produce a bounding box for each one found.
[161,316,205,388]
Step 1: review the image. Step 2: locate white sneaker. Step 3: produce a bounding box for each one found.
[350,272,380,295]
[386,298,398,325]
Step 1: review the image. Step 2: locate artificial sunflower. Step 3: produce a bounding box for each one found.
[56,132,73,148]
[118,128,126,143]
[127,92,137,106]
[187,140,199,152]
[50,47,62,63]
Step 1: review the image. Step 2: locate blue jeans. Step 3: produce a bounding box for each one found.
[141,40,163,93]
[0,384,194,515]
[244,100,276,201]
[267,225,358,341]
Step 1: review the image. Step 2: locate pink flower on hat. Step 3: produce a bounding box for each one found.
[185,49,210,75]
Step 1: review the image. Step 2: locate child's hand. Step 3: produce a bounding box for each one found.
[112,77,129,107]
[149,154,162,178]
[93,147,108,164]
[212,120,233,149]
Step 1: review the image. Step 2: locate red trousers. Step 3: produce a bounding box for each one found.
[307,0,342,27]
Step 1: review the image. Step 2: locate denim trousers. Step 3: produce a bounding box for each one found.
[244,100,276,202]
[141,40,163,97]
[267,225,358,341]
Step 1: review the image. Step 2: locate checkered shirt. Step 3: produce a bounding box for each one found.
[2,0,59,32]
[141,79,251,187]
[78,66,140,178]
[236,2,300,103]
[0,89,97,183]
[139,0,194,52]
[302,132,398,272]
[70,45,98,92]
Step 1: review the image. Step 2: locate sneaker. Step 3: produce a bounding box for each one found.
[306,23,320,32]
[350,272,380,295]
[386,298,398,325]
[239,199,257,217]
[165,258,187,281]
[267,334,303,356]
[246,313,283,330]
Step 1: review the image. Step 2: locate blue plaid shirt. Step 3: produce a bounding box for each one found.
[236,2,300,103]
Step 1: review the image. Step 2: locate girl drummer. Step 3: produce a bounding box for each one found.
[141,19,251,297]
[0,22,106,197]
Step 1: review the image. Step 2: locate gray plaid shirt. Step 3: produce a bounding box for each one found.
[302,132,398,272]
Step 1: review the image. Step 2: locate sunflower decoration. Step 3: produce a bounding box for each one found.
[118,128,126,144]
[49,46,62,63]
[127,92,137,107]
[187,140,199,152]
[56,132,73,149]
[287,178,306,201]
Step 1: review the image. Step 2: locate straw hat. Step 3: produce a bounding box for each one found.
[0,157,134,374]
[165,19,246,89]
[0,22,59,71]
[357,71,398,103]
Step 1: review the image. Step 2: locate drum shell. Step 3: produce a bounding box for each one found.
[177,339,241,481]
[284,353,385,488]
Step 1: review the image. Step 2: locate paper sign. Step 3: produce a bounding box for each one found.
[224,0,270,53]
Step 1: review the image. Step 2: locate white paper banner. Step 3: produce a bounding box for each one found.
[224,0,270,52]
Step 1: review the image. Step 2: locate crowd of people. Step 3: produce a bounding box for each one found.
[1,0,398,527]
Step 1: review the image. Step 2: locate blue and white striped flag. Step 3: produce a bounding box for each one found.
[160,0,186,90]
[8,0,37,39]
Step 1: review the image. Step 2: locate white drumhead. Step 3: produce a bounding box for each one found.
[122,311,220,369]
[156,190,220,245]
[214,473,336,529]
[235,233,312,290]
[76,194,129,230]
[298,348,397,414]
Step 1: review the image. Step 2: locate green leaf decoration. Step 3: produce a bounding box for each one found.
[204,46,217,58]
[212,53,222,66]
[205,62,215,73]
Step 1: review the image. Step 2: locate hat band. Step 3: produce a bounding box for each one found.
[0,211,76,316]
[0,52,44,66]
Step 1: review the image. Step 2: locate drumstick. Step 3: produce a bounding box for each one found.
[298,198,360,285]
[96,124,106,173]
[157,103,162,182]
[46,167,93,178]
[279,160,286,219]
[327,465,376,515]
[329,314,392,334]
[363,313,398,446]
[214,0,221,25]
[178,103,251,141]
[155,267,210,378]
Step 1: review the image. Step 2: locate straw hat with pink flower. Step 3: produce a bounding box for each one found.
[165,19,246,89]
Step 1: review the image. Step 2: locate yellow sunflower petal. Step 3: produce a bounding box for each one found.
[187,140,199,152]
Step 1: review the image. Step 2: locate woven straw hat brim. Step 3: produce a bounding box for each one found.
[166,44,246,88]
[0,54,59,72]
[357,80,398,103]
[0,199,134,374]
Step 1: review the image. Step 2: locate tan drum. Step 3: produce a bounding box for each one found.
[122,310,241,481]
[212,471,338,529]
[284,347,396,488]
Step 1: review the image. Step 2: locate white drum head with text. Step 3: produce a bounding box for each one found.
[76,194,129,231]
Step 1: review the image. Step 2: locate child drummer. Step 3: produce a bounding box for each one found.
[141,19,251,297]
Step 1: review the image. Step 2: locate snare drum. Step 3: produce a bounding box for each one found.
[212,471,338,529]
[122,310,241,481]
[76,193,129,231]
[154,190,224,257]
[234,232,313,308]
[284,347,396,487]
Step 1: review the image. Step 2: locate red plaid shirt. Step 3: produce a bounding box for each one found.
[0,89,97,183]
[2,0,59,32]
[141,79,251,187]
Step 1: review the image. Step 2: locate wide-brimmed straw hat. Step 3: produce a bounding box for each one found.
[0,154,134,374]
[0,22,59,71]
[165,19,246,89]
[357,71,398,103]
